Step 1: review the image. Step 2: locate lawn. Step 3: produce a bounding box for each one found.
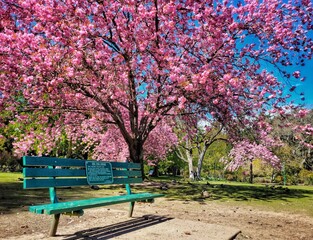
[1,172,313,217]
[149,176,313,217]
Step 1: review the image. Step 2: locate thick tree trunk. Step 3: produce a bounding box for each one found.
[128,139,145,178]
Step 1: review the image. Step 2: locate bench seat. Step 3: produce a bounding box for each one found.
[30,192,164,215]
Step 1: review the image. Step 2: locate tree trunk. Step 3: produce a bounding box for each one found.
[151,165,159,177]
[176,139,194,180]
[172,166,177,176]
[186,149,194,180]
[196,144,209,180]
[128,139,145,178]
[249,159,253,184]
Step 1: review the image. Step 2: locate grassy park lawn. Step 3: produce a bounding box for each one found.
[1,172,313,217]
[147,176,313,217]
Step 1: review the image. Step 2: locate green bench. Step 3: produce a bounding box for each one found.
[22,156,164,236]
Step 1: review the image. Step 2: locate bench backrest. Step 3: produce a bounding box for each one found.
[23,156,142,189]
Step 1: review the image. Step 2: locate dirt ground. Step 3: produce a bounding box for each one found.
[1,196,313,240]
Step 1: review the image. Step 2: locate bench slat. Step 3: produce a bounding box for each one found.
[23,156,141,169]
[23,156,85,167]
[24,177,143,189]
[23,168,86,177]
[24,178,88,188]
[113,170,142,177]
[29,192,164,215]
[111,162,141,169]
[23,168,142,178]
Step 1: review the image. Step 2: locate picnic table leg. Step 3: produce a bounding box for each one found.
[49,213,61,236]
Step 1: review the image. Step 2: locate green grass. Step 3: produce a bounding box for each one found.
[0,172,125,214]
[1,172,313,217]
[0,172,22,183]
[148,176,313,217]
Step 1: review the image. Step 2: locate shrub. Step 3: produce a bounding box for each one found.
[299,169,313,185]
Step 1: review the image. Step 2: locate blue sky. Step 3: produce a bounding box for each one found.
[230,0,313,109]
[246,45,313,109]
[270,49,313,109]
[288,59,313,108]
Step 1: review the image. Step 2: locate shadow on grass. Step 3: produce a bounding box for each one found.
[133,181,313,203]
[1,177,313,214]
[0,181,127,214]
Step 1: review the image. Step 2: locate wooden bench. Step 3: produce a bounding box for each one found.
[22,156,164,236]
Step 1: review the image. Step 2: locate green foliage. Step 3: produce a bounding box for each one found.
[0,111,22,171]
[203,139,230,180]
[224,167,249,182]
[50,131,91,159]
[0,150,21,172]
[299,169,313,185]
[271,109,313,171]
[157,151,186,176]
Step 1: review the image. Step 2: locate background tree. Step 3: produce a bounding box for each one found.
[224,140,281,183]
[270,109,313,184]
[223,108,313,184]
[203,136,230,180]
[175,115,227,180]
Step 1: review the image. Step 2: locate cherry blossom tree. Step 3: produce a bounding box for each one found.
[222,108,313,183]
[223,139,281,183]
[1,0,312,171]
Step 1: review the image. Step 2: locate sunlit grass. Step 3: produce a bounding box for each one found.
[0,172,22,183]
[148,176,313,217]
[1,172,313,217]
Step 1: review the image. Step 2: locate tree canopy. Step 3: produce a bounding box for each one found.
[0,0,312,165]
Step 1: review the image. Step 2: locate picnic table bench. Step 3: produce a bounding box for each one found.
[22,156,164,236]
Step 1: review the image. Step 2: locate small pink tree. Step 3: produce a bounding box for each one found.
[0,0,312,169]
[224,139,281,183]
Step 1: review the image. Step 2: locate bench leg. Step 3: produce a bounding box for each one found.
[49,213,60,237]
[128,202,135,217]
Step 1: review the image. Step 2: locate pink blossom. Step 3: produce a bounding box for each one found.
[225,140,281,171]
[0,0,312,164]
[292,71,300,78]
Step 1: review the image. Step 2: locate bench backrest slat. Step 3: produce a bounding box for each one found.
[23,156,85,167]
[111,162,141,169]
[24,178,88,188]
[24,168,86,177]
[23,168,142,178]
[23,156,143,189]
[23,156,141,169]
[110,170,141,177]
[109,177,142,185]
[24,176,143,189]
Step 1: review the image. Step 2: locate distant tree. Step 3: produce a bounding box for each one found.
[224,140,281,183]
[176,115,227,180]
[224,108,313,184]
[271,109,313,171]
